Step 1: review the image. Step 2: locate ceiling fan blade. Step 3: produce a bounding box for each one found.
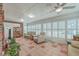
[63,6,75,9]
[56,3,66,6]
[60,3,66,6]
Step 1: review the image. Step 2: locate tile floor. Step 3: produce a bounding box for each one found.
[16,37,68,56]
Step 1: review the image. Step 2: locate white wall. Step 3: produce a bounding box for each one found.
[4,22,20,39]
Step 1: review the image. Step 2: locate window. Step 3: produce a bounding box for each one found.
[35,24,41,35]
[67,30,76,39]
[58,30,65,38]
[24,26,27,33]
[77,20,79,30]
[43,23,47,33]
[58,21,65,39]
[77,30,79,35]
[46,23,52,37]
[59,21,65,29]
[52,22,58,38]
[52,30,57,38]
[36,30,40,35]
[67,20,76,29]
[67,20,76,39]
[43,23,47,30]
[46,23,51,29]
[26,19,77,40]
[46,30,51,37]
[27,25,31,32]
[52,22,57,29]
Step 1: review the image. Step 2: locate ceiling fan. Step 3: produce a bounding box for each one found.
[47,3,76,13]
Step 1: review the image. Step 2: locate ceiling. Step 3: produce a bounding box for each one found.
[3,3,79,24]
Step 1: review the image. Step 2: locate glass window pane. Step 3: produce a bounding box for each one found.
[46,30,51,37]
[67,20,76,29]
[43,23,47,32]
[59,21,65,29]
[77,20,79,29]
[52,30,58,38]
[38,24,41,29]
[67,30,76,39]
[36,24,41,29]
[77,30,79,35]
[24,26,27,33]
[58,30,65,38]
[47,23,51,29]
[52,22,58,29]
[33,25,35,30]
[31,25,33,29]
[43,23,47,29]
[36,30,40,35]
[36,25,38,29]
[43,30,46,32]
[28,29,31,32]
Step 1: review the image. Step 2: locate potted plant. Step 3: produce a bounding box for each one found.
[5,38,20,56]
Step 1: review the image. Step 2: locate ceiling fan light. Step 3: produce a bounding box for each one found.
[28,14,35,18]
[55,7,63,12]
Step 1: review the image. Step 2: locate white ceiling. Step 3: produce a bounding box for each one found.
[3,3,79,24]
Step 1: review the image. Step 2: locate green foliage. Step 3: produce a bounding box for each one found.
[5,38,20,56]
